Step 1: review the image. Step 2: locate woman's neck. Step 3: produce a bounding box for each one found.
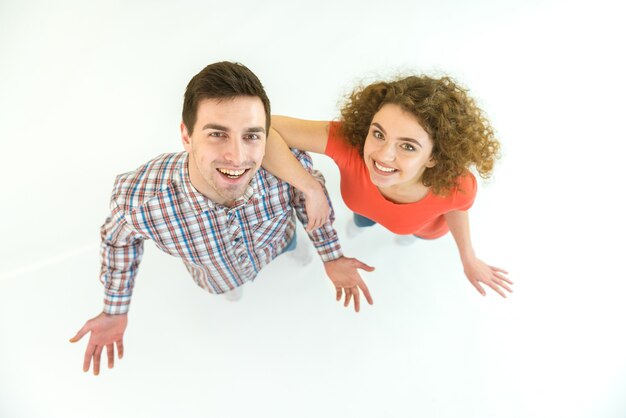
[378,181,430,204]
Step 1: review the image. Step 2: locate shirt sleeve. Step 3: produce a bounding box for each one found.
[290,149,344,262]
[99,205,144,314]
[453,172,478,211]
[324,121,350,168]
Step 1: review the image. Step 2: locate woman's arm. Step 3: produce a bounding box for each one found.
[271,116,330,153]
[263,117,332,231]
[263,116,330,190]
[444,210,513,297]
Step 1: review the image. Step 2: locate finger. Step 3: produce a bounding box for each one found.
[494,272,514,285]
[93,345,104,376]
[358,280,374,305]
[70,324,90,343]
[83,343,96,373]
[486,281,507,298]
[353,259,375,272]
[471,281,486,296]
[489,265,509,274]
[344,288,352,308]
[495,279,513,293]
[353,287,361,313]
[305,217,317,232]
[106,344,115,369]
[116,340,124,359]
[335,287,342,301]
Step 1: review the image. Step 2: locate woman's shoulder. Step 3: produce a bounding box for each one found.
[457,171,477,193]
[325,121,360,160]
[448,171,477,210]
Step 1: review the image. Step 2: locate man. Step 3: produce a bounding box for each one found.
[69,61,374,376]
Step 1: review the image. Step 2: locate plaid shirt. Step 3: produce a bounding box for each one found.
[100,151,342,314]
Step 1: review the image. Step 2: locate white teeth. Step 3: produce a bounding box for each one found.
[374,161,397,173]
[218,168,246,177]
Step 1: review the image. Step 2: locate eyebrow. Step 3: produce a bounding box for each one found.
[371,122,422,148]
[201,123,266,134]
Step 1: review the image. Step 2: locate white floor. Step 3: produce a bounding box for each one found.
[2,1,626,417]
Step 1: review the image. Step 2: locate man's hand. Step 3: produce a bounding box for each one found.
[323,256,375,312]
[69,312,128,375]
[302,180,330,232]
[462,257,513,298]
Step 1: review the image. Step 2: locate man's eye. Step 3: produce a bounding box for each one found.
[401,143,416,151]
[244,134,261,140]
[208,132,226,138]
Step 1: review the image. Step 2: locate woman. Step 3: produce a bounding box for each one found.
[263,75,512,305]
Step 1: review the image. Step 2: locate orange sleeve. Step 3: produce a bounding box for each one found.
[324,121,351,169]
[454,172,477,211]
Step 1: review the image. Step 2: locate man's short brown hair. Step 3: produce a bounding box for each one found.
[182,61,270,135]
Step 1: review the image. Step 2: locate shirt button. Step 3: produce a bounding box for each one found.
[238,254,246,262]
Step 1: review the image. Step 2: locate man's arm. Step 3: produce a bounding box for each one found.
[70,210,144,375]
[99,211,145,314]
[290,150,375,312]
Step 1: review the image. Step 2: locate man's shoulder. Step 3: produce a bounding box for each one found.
[255,148,313,189]
[111,152,186,212]
[290,148,313,168]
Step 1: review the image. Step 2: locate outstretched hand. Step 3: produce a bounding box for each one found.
[462,257,513,298]
[323,256,375,312]
[70,312,128,375]
[302,181,330,232]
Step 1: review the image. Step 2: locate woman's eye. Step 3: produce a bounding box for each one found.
[401,143,416,151]
[373,130,384,140]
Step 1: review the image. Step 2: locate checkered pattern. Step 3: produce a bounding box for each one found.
[100,151,342,314]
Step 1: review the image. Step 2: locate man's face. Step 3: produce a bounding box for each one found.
[181,96,267,206]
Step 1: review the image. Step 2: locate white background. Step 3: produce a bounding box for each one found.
[1,0,625,417]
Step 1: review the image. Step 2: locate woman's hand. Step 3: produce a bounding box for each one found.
[302,180,330,232]
[462,256,513,298]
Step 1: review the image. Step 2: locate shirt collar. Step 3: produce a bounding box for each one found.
[227,169,266,210]
[178,153,210,214]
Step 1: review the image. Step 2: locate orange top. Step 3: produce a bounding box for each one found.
[325,122,477,239]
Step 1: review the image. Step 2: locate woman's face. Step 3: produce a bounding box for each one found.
[363,103,436,191]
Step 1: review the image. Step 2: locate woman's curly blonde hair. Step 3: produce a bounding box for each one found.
[339,75,500,196]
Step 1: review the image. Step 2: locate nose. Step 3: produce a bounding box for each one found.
[377,140,396,162]
[224,139,245,166]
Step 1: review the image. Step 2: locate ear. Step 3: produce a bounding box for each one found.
[180,121,192,152]
[426,155,437,168]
